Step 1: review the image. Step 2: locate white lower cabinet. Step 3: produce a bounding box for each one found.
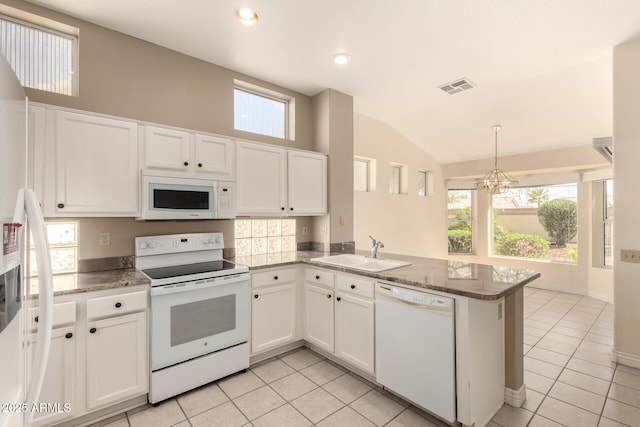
[334,292,374,373]
[302,283,334,352]
[86,311,147,410]
[252,283,297,353]
[29,325,76,427]
[251,267,299,355]
[29,287,148,425]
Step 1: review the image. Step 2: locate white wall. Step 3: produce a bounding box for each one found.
[353,114,447,258]
[613,38,640,360]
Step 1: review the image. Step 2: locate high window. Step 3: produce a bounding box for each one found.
[354,158,370,192]
[492,183,578,263]
[448,189,473,254]
[234,80,294,140]
[389,163,408,195]
[0,10,78,96]
[418,171,431,196]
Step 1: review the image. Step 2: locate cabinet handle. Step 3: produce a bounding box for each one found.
[290,207,294,211]
[326,294,331,299]
[254,294,259,299]
[65,332,73,339]
[315,275,320,280]
[57,203,64,209]
[274,276,279,280]
[350,284,356,289]
[34,316,38,323]
[336,297,342,302]
[89,327,97,334]
[198,163,203,167]
[115,302,122,308]
[281,207,285,211]
[183,161,189,166]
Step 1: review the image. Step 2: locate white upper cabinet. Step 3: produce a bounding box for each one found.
[143,125,235,179]
[236,140,327,216]
[236,141,288,215]
[194,134,235,178]
[142,126,191,172]
[55,111,138,216]
[288,150,327,215]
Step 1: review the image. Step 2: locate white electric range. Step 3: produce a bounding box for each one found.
[135,232,249,404]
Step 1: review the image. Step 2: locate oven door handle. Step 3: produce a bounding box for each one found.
[150,274,248,296]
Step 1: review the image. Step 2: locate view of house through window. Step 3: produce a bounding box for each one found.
[447,189,473,254]
[492,183,578,263]
[234,219,296,266]
[0,14,78,96]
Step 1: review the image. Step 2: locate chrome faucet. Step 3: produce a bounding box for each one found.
[369,235,384,259]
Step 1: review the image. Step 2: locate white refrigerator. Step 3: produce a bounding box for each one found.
[0,53,54,426]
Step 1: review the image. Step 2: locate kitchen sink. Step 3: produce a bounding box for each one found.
[310,254,412,272]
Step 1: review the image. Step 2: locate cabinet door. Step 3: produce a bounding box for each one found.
[303,283,334,352]
[86,311,147,410]
[194,134,235,178]
[251,283,297,354]
[55,111,138,215]
[143,125,192,172]
[287,150,327,215]
[29,326,76,427]
[236,141,287,215]
[335,292,374,373]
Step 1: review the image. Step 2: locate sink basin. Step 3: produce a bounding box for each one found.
[310,254,411,273]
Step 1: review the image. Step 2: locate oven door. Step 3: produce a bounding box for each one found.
[150,274,249,371]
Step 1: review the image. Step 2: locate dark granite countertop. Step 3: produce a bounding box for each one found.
[234,250,540,300]
[31,268,150,297]
[42,250,539,300]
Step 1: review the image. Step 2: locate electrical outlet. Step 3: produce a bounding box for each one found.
[99,232,111,246]
[321,226,327,234]
[302,226,308,236]
[339,216,346,226]
[621,249,640,263]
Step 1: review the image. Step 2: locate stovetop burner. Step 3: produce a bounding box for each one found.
[141,260,240,280]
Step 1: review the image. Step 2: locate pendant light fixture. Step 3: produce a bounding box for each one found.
[475,125,518,194]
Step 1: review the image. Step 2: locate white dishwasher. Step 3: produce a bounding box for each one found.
[375,283,456,424]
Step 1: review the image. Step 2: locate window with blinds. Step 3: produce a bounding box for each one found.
[0,15,78,96]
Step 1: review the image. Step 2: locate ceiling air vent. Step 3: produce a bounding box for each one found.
[438,78,476,95]
[592,136,612,163]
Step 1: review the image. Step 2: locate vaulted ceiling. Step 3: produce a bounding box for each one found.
[27,0,640,163]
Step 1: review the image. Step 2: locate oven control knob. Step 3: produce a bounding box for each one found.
[140,241,148,249]
[149,242,157,249]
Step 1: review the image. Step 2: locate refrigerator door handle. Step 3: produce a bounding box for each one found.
[23,189,53,422]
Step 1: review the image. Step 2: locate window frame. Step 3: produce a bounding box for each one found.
[0,8,79,96]
[233,79,295,140]
[592,179,613,268]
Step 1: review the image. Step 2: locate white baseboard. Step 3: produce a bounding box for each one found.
[504,384,526,408]
[612,349,640,369]
[526,282,613,304]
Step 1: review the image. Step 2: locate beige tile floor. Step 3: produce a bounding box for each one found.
[91,287,640,427]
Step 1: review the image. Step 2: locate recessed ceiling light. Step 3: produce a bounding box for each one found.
[236,7,258,24]
[333,53,352,65]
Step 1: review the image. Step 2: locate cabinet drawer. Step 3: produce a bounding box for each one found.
[28,301,76,329]
[252,268,296,288]
[87,290,147,320]
[336,275,375,299]
[305,268,334,288]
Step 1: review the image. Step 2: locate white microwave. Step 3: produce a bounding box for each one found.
[138,174,235,220]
